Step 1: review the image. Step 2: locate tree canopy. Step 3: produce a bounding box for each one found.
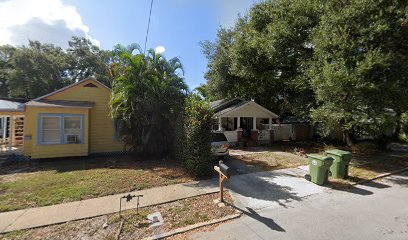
[0,36,112,99]
[202,0,408,144]
[109,43,188,156]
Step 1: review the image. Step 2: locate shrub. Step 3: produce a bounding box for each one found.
[175,94,214,177]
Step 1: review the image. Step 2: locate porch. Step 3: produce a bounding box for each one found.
[212,116,300,145]
[0,99,26,155]
[0,115,25,154]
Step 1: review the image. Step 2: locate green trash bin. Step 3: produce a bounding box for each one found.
[305,154,334,185]
[325,149,352,179]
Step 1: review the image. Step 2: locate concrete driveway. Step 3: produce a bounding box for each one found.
[224,167,324,210]
[190,171,408,240]
[191,157,324,211]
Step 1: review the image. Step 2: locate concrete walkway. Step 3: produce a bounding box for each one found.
[0,181,218,233]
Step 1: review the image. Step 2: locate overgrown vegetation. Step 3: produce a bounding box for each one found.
[109,44,188,156]
[175,94,214,177]
[201,0,408,146]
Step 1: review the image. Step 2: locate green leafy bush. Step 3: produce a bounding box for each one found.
[399,133,408,143]
[175,94,214,177]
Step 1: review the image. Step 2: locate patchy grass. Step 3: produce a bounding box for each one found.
[0,192,237,240]
[0,155,193,212]
[329,157,408,188]
[232,151,308,171]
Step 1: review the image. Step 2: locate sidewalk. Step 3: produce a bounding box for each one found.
[0,181,218,233]
[0,165,323,234]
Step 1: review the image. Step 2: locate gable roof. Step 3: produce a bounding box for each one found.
[33,77,111,101]
[210,98,279,118]
[210,98,245,113]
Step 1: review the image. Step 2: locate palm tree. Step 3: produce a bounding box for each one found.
[110,44,188,156]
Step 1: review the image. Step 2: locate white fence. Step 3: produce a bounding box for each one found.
[271,124,295,141]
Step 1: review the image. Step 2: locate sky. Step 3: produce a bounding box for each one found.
[0,0,260,89]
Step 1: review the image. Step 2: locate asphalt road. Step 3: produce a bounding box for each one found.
[191,171,408,240]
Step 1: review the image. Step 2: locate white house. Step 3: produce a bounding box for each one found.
[210,98,281,145]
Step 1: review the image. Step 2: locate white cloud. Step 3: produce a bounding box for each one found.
[0,0,99,48]
[155,46,166,54]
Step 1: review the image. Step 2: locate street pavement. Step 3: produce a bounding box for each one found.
[191,171,408,240]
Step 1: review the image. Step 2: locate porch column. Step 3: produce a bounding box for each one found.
[269,117,272,130]
[237,117,240,129]
[8,116,12,151]
[253,117,257,130]
[218,117,222,131]
[2,117,6,143]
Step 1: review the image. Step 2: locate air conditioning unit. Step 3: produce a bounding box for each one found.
[66,135,78,144]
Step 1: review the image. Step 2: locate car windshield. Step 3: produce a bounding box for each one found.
[212,132,227,142]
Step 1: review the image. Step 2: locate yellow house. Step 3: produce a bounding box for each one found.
[21,77,124,159]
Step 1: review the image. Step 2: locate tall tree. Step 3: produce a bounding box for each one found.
[307,0,408,145]
[0,45,15,98]
[67,37,113,87]
[110,44,188,156]
[7,41,70,98]
[202,0,321,116]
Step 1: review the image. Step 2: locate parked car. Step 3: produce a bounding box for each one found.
[211,132,229,157]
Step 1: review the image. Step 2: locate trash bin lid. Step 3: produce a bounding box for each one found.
[325,149,351,157]
[307,154,333,161]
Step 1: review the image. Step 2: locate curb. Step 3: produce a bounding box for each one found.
[143,213,242,240]
[350,166,408,187]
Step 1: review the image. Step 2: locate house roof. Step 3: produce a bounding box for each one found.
[0,99,25,112]
[210,98,245,113]
[210,98,279,118]
[26,99,95,109]
[34,77,111,101]
[215,100,248,116]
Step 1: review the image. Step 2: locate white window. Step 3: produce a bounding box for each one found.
[41,116,61,143]
[39,114,83,144]
[64,116,82,143]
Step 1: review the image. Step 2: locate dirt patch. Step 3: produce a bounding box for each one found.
[0,192,238,240]
[329,156,408,188]
[233,151,308,171]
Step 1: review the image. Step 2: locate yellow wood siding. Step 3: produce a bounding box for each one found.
[44,79,124,153]
[24,107,89,159]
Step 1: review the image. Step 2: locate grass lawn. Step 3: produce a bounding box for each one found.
[0,192,237,240]
[0,155,193,212]
[230,142,408,188]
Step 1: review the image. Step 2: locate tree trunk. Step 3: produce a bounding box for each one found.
[343,130,355,147]
[393,111,402,139]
